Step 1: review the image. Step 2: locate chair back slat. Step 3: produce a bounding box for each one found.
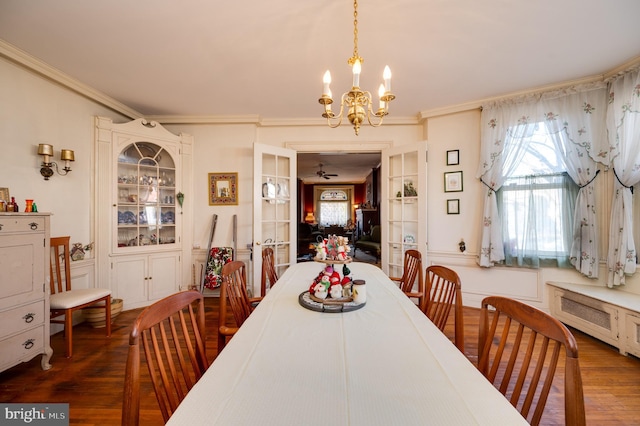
[478,296,585,426]
[122,291,208,426]
[261,248,279,296]
[50,236,72,294]
[222,261,252,327]
[424,265,464,352]
[400,250,421,294]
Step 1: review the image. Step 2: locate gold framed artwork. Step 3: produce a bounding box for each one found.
[209,173,238,205]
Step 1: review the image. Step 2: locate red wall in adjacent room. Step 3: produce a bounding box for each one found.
[301,183,366,221]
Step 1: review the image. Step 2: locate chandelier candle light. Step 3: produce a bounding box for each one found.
[319,0,395,135]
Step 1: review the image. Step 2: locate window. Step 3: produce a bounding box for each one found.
[496,123,578,267]
[317,189,350,227]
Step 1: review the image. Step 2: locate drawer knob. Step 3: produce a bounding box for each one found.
[29,222,38,230]
[23,339,35,350]
[23,313,35,323]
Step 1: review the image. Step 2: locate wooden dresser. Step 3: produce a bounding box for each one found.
[0,213,52,372]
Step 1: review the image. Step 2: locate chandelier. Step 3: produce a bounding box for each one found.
[318,0,395,135]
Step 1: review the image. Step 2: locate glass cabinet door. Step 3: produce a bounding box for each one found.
[116,142,177,249]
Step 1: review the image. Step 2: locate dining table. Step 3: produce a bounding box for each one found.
[167,261,527,425]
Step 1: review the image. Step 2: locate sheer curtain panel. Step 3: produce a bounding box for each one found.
[606,67,640,286]
[477,84,607,279]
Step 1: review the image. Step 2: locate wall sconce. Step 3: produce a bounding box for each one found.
[37,144,74,180]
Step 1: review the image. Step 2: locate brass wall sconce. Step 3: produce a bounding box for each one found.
[37,144,75,180]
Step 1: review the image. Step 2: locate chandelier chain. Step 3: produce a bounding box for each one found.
[352,0,359,61]
[318,0,394,135]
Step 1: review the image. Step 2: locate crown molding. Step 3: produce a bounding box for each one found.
[419,55,640,120]
[0,39,143,119]
[145,115,261,125]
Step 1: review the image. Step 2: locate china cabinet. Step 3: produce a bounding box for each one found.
[0,213,52,372]
[95,117,193,310]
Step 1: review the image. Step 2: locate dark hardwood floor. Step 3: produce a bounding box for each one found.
[1,297,640,425]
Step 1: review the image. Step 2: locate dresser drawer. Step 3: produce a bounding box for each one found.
[0,216,46,234]
[0,300,45,339]
[0,326,45,367]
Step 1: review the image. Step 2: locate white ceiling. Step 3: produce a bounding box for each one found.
[1,0,639,182]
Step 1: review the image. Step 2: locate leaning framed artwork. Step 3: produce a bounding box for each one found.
[444,171,463,193]
[209,173,238,205]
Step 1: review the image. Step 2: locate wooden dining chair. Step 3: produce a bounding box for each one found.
[478,296,585,426]
[49,236,112,358]
[218,260,259,353]
[122,290,208,426]
[261,247,278,297]
[389,249,425,310]
[424,265,464,353]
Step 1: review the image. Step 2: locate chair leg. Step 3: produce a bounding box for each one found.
[105,297,112,337]
[218,331,226,354]
[64,309,73,358]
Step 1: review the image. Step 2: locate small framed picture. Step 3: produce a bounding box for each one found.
[444,171,463,192]
[447,199,460,215]
[446,150,459,166]
[209,173,238,205]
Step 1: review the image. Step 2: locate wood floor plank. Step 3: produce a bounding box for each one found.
[1,299,639,425]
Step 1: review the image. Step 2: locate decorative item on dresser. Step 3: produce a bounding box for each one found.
[0,213,53,372]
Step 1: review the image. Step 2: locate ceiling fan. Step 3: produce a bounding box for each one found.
[316,163,338,179]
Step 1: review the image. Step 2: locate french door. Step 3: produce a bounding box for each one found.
[381,141,428,276]
[252,143,297,295]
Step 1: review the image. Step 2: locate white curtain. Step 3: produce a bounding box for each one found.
[606,68,640,287]
[476,98,542,267]
[477,84,607,278]
[545,87,608,278]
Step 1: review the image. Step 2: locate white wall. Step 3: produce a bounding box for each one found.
[0,57,127,242]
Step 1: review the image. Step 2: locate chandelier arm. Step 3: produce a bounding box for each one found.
[364,95,386,128]
[324,94,347,128]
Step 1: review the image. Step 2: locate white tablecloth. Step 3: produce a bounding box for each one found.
[167,262,527,425]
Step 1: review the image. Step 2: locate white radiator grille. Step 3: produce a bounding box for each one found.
[561,296,611,330]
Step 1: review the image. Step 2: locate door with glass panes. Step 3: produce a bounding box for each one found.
[381,141,428,279]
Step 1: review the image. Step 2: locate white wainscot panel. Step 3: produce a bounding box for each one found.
[428,256,541,309]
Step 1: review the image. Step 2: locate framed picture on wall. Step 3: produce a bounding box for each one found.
[446,150,459,166]
[209,172,238,205]
[447,199,460,214]
[444,171,463,192]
